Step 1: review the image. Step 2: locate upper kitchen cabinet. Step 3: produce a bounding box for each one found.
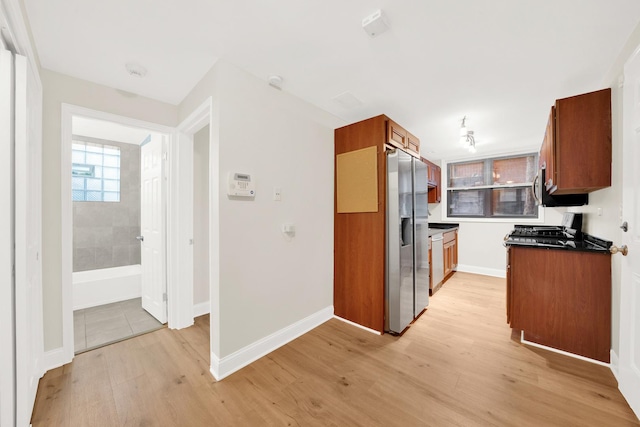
[423,158,441,203]
[407,131,420,157]
[540,88,612,195]
[387,119,420,158]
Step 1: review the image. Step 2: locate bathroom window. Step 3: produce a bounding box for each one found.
[72,141,121,202]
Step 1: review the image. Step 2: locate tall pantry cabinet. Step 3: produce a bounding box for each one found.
[334,115,421,333]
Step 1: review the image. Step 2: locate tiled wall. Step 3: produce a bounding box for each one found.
[73,136,141,272]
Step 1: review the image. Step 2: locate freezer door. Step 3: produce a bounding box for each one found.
[414,158,430,316]
[385,150,414,334]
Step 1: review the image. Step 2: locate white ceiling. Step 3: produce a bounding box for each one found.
[24,0,640,160]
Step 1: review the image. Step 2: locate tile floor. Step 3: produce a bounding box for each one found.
[74,297,164,354]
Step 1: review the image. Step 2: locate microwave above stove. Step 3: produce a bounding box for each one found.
[533,169,588,207]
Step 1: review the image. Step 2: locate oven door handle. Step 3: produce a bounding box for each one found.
[532,172,542,205]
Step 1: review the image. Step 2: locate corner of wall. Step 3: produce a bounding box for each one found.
[210,306,333,381]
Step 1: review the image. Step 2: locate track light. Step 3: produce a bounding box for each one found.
[459,116,477,153]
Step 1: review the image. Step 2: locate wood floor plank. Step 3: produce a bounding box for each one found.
[31,272,640,426]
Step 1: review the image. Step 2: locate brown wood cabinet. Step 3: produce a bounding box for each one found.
[430,229,457,295]
[443,230,457,279]
[334,115,422,333]
[407,132,420,157]
[387,119,420,158]
[540,88,611,195]
[506,246,611,362]
[423,157,441,203]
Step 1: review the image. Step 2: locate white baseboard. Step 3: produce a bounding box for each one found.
[333,315,382,335]
[210,305,333,381]
[41,347,72,374]
[610,349,620,382]
[456,264,506,278]
[73,265,141,310]
[193,301,210,317]
[520,331,610,367]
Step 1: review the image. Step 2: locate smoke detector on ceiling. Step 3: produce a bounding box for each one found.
[125,62,147,78]
[362,10,389,38]
[268,75,283,90]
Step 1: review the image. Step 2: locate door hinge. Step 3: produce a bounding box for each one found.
[163,292,168,302]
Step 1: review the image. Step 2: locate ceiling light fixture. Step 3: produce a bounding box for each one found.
[125,62,147,78]
[459,116,477,153]
[459,116,468,138]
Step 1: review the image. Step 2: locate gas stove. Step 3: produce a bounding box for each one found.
[509,226,572,238]
[504,213,612,252]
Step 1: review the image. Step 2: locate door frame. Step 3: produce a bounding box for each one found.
[60,104,176,362]
[1,0,44,424]
[0,44,16,427]
[170,97,213,330]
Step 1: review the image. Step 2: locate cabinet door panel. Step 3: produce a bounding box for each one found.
[540,107,556,189]
[387,119,407,150]
[435,165,441,202]
[554,88,611,194]
[407,132,420,157]
[509,246,611,362]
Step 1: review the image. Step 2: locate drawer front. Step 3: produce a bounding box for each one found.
[443,230,456,244]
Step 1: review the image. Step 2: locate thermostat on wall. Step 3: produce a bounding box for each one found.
[228,172,255,197]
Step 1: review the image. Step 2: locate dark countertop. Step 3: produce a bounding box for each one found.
[504,233,612,254]
[428,223,459,237]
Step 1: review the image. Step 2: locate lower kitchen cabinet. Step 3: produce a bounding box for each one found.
[506,246,611,362]
[443,230,457,279]
[429,228,457,295]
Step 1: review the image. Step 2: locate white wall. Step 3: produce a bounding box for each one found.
[193,125,210,308]
[41,69,177,351]
[178,60,343,359]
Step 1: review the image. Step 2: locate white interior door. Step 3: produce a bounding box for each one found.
[141,135,167,323]
[0,45,16,427]
[14,51,43,427]
[620,46,640,418]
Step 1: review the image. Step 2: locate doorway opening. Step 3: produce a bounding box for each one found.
[173,98,214,372]
[70,116,166,353]
[60,105,176,360]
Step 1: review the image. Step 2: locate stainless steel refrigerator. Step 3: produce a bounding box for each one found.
[385,150,430,334]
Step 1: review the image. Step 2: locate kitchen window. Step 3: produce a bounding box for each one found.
[447,154,538,219]
[71,141,121,202]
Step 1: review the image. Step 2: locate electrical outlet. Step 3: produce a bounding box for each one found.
[597,207,603,217]
[274,187,282,201]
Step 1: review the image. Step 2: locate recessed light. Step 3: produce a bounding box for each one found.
[268,75,283,90]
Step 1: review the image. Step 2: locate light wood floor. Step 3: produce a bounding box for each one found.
[32,272,640,426]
